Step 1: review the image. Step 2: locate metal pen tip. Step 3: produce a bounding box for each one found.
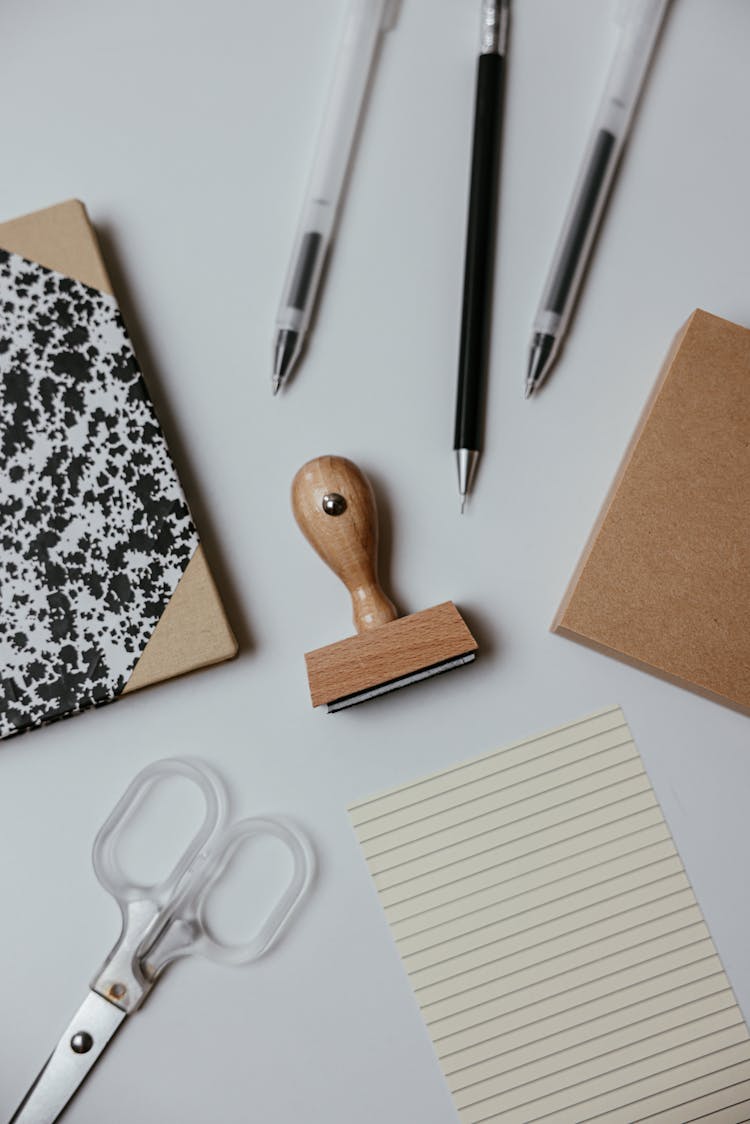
[273,327,301,397]
[455,449,478,516]
[526,332,556,399]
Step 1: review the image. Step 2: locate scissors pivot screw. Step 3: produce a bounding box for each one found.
[10,758,314,1121]
[70,1031,94,1054]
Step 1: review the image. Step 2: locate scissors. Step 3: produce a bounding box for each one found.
[9,757,313,1123]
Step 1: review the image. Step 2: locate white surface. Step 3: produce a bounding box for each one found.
[0,1,749,1121]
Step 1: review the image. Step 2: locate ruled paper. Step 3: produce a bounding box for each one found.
[349,707,750,1123]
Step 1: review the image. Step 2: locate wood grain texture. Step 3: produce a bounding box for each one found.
[292,455,397,633]
[305,601,478,707]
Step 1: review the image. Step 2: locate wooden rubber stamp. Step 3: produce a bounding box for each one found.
[292,455,478,711]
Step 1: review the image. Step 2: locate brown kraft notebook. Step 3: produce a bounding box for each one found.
[554,309,750,715]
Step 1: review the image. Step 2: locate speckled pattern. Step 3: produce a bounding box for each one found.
[0,250,198,738]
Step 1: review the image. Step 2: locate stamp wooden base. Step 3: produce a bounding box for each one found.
[305,601,477,710]
[292,456,478,711]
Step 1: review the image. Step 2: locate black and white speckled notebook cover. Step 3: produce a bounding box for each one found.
[0,217,220,738]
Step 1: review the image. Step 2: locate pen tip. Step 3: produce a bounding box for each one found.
[460,495,466,514]
[273,328,301,394]
[526,333,557,398]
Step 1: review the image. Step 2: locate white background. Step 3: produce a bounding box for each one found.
[1,1,749,1121]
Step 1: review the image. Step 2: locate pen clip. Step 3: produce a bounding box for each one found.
[381,0,401,31]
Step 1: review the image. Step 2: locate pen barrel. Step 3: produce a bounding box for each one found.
[535,126,621,338]
[308,0,387,205]
[277,0,389,337]
[605,0,669,128]
[454,52,504,452]
[533,0,668,340]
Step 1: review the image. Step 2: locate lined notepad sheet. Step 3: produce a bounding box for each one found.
[349,707,750,1123]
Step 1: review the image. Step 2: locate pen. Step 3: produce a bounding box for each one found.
[525,0,669,398]
[454,0,509,513]
[272,0,399,395]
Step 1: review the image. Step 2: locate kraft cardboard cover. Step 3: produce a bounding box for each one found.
[0,200,236,738]
[554,310,750,714]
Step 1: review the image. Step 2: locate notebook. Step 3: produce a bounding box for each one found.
[0,200,237,738]
[554,310,750,715]
[349,707,750,1123]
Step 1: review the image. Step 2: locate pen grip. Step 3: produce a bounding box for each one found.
[454,52,504,453]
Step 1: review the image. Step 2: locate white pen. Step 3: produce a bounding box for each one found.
[525,0,670,398]
[272,0,400,395]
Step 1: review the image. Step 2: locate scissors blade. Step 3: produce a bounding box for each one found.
[10,990,126,1124]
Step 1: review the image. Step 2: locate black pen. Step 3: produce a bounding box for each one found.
[454,0,509,513]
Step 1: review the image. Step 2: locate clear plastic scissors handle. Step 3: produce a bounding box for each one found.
[91,758,312,1012]
[9,759,313,1124]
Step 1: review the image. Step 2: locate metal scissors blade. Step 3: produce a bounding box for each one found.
[9,758,312,1121]
[10,991,125,1124]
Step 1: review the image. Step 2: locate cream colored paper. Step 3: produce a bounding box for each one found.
[349,707,750,1123]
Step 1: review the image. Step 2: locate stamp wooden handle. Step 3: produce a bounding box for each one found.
[291,455,398,634]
